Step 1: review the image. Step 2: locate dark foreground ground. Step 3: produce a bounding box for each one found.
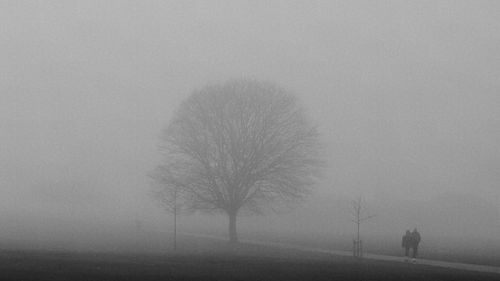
[0,240,498,281]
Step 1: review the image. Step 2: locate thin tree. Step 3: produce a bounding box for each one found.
[154,79,324,243]
[150,166,185,250]
[350,196,375,258]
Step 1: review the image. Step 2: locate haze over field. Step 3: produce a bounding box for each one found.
[1,0,499,250]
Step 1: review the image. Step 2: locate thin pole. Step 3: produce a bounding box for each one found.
[356,199,360,257]
[357,211,360,242]
[174,206,177,251]
[174,188,177,251]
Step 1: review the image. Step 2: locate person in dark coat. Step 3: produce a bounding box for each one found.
[410,228,421,262]
[401,230,411,261]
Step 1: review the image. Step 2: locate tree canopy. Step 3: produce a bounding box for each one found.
[154,79,324,242]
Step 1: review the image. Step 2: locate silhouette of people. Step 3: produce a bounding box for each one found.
[410,228,421,262]
[402,230,411,261]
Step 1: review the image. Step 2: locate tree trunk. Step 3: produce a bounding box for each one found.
[173,206,177,251]
[228,211,238,243]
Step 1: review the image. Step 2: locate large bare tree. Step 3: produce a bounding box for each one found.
[154,79,324,242]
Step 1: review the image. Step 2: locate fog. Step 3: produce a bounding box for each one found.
[1,1,499,252]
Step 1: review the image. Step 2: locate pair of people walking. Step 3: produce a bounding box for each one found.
[402,228,421,263]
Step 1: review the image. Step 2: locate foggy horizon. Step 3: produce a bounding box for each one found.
[1,0,500,251]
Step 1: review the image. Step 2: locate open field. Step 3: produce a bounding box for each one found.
[2,226,500,267]
[0,235,499,281]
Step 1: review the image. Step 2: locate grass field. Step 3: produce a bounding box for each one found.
[0,235,498,281]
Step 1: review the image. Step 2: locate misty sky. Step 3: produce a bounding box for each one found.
[1,1,500,238]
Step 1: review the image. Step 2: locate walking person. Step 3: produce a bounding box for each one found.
[401,230,411,262]
[410,228,421,263]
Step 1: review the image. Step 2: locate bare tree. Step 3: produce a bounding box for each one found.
[350,196,375,258]
[150,166,186,250]
[154,79,324,243]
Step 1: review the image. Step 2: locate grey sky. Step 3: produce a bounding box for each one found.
[1,1,499,239]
